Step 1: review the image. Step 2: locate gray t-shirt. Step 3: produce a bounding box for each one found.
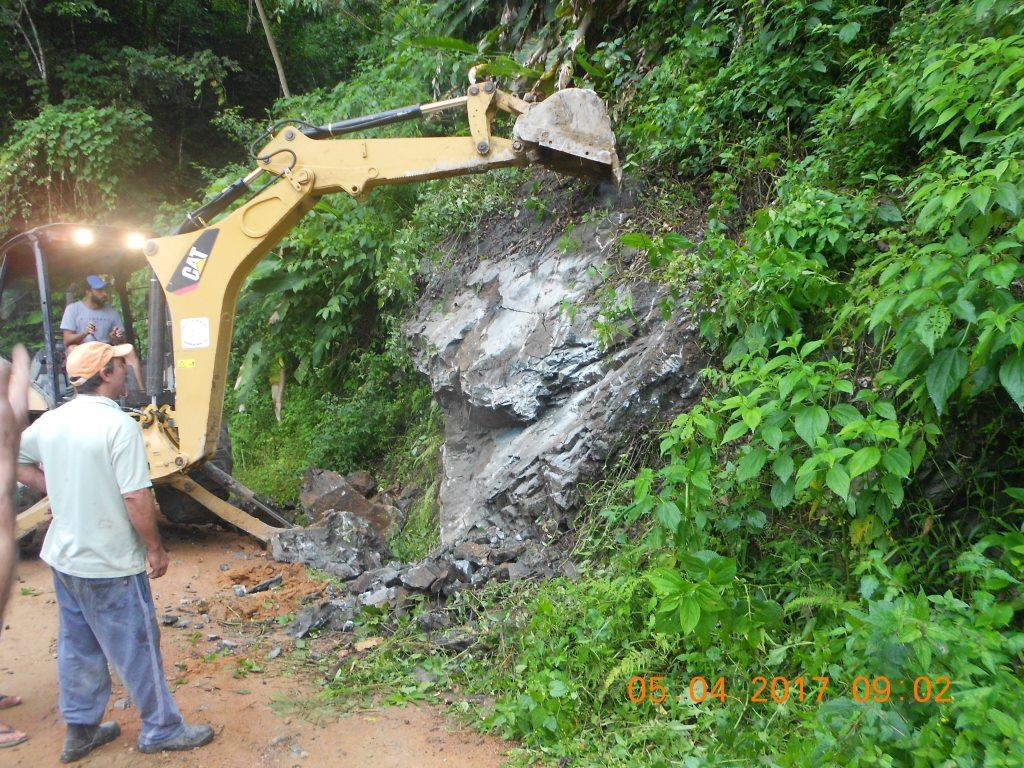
[60,300,124,343]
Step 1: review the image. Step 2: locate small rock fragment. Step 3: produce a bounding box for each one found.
[159,614,178,626]
[249,573,283,594]
[232,584,247,597]
[267,646,282,660]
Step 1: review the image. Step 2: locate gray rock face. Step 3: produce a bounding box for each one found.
[404,183,705,544]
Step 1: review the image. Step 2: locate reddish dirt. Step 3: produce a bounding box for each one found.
[0,528,509,767]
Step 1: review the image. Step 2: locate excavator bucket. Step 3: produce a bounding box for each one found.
[513,88,621,185]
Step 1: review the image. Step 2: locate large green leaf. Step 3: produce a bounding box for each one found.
[409,35,477,53]
[679,597,701,634]
[848,446,881,478]
[925,348,968,415]
[826,463,851,499]
[999,350,1024,410]
[915,305,951,355]
[736,447,768,482]
[646,568,686,596]
[794,405,829,447]
[881,447,913,478]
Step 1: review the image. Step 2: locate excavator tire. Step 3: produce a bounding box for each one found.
[155,421,234,525]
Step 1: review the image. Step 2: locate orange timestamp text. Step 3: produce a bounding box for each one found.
[626,674,954,705]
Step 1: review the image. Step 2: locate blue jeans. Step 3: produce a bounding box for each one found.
[52,569,185,747]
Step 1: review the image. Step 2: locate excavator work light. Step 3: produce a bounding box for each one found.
[125,232,147,250]
[71,227,95,247]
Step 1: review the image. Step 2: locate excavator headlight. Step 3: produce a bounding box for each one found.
[125,232,147,250]
[71,227,95,247]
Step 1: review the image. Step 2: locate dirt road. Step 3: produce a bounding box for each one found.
[0,528,509,767]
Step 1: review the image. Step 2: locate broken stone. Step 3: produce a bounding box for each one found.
[113,697,132,710]
[159,614,178,626]
[416,611,451,632]
[429,629,476,653]
[298,468,397,537]
[359,586,396,608]
[442,580,468,598]
[323,563,357,581]
[344,469,377,497]
[219,564,230,571]
[451,559,473,581]
[491,542,526,564]
[286,598,356,638]
[232,584,247,597]
[507,560,535,582]
[249,573,283,594]
[267,646,282,660]
[347,570,376,595]
[452,541,489,565]
[271,510,390,573]
[400,560,449,591]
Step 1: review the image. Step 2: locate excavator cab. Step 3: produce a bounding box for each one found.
[0,224,163,415]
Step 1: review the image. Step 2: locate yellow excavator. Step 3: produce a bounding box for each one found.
[5,80,619,544]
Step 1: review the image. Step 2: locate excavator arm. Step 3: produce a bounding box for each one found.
[140,83,618,478]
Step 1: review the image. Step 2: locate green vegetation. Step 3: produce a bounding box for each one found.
[4,0,1024,765]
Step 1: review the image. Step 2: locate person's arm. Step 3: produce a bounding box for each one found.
[1,347,29,621]
[15,464,46,495]
[63,328,92,346]
[123,489,168,578]
[111,417,165,577]
[109,308,127,344]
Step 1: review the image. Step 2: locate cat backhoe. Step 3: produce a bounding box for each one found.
[6,81,619,544]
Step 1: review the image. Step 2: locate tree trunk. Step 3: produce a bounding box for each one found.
[13,0,47,98]
[252,0,290,98]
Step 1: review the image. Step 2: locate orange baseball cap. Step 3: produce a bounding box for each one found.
[66,341,133,386]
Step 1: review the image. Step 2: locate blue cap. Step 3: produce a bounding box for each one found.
[86,274,107,290]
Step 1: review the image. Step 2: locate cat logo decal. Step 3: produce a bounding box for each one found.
[166,228,219,295]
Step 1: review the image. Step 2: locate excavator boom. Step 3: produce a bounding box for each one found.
[129,81,616,541]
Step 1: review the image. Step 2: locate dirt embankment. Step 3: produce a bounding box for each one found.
[0,528,508,767]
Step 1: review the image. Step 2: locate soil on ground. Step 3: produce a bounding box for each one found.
[0,528,509,767]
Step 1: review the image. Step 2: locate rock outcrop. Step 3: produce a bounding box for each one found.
[404,181,706,544]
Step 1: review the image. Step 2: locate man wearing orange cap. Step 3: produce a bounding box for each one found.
[16,342,213,762]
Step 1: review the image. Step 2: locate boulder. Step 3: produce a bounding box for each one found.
[298,467,400,538]
[404,180,705,544]
[271,510,389,576]
[400,559,449,591]
[345,469,377,497]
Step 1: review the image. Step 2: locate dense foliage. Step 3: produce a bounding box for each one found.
[4,0,1024,766]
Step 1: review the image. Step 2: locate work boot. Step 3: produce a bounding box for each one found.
[138,723,214,753]
[60,721,121,763]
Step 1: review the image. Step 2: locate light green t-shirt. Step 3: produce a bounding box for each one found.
[19,394,153,578]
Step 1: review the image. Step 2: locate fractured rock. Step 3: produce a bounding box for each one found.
[271,510,389,576]
[400,560,449,591]
[404,181,706,544]
[345,470,377,497]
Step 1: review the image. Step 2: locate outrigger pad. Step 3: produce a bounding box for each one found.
[513,88,621,185]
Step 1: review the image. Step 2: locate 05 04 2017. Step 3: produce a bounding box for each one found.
[626,674,954,705]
